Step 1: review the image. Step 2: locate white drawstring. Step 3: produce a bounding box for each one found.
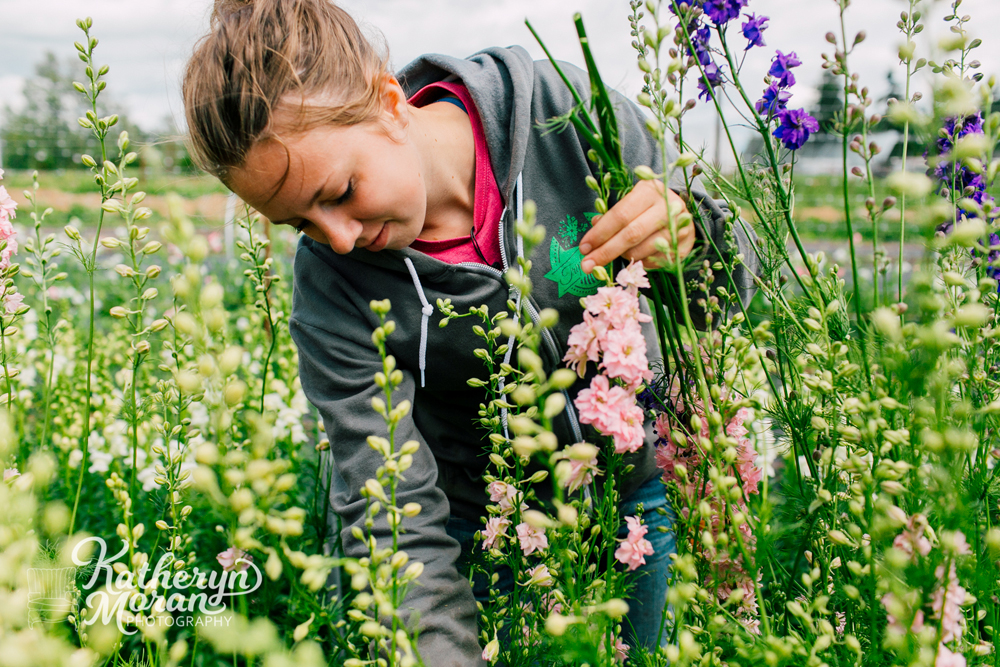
[500,173,524,440]
[403,257,434,388]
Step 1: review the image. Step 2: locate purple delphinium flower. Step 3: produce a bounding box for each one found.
[698,62,725,102]
[703,0,748,25]
[939,112,984,151]
[687,22,713,66]
[987,232,1000,280]
[742,13,768,49]
[931,112,993,219]
[773,108,819,150]
[768,50,802,88]
[755,82,791,116]
[929,112,999,290]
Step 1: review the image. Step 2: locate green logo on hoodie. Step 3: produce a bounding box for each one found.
[544,213,603,298]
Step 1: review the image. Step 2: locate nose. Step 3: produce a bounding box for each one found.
[309,210,363,254]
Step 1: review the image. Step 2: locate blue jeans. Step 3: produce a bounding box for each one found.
[616,474,676,651]
[446,474,676,654]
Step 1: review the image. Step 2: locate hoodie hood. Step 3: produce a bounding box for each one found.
[396,46,534,200]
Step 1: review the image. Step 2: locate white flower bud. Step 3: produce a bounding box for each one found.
[634,165,657,180]
[885,171,933,199]
[602,598,629,619]
[543,393,566,419]
[224,380,247,407]
[200,283,224,309]
[187,235,209,262]
[219,346,243,376]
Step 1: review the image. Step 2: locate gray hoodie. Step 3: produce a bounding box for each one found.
[289,46,758,667]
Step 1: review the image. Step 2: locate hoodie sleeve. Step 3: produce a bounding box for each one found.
[550,60,760,327]
[290,247,486,667]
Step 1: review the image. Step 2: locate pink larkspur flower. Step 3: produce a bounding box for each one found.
[894,514,932,559]
[216,547,252,572]
[575,375,647,453]
[516,522,549,555]
[941,530,972,556]
[4,291,24,315]
[613,636,630,663]
[735,439,763,494]
[482,516,511,550]
[559,456,599,494]
[3,467,19,482]
[615,516,654,571]
[931,562,967,643]
[601,321,653,388]
[935,644,967,667]
[608,400,647,454]
[726,408,764,495]
[726,407,752,439]
[0,185,16,224]
[583,285,651,329]
[564,310,609,377]
[575,375,629,428]
[0,206,17,271]
[488,480,520,516]
[524,563,554,587]
[616,261,650,292]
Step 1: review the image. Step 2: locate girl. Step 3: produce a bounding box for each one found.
[183,1,758,664]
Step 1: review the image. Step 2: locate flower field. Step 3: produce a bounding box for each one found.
[3,1,1000,667]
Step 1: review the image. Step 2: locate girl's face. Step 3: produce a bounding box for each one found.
[227,92,427,254]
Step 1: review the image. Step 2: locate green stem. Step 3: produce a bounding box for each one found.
[897,0,917,305]
[69,53,110,535]
[837,7,873,388]
[0,320,11,421]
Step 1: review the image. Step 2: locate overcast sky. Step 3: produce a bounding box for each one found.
[3,0,1000,159]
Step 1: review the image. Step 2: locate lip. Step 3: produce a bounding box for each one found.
[365,223,390,252]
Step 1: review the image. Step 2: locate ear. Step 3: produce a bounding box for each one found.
[378,74,410,140]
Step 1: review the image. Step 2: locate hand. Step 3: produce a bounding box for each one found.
[578,179,696,274]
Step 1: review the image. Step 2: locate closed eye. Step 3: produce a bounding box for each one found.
[329,179,354,205]
[334,180,354,204]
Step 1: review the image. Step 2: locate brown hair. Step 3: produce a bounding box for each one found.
[183,0,389,180]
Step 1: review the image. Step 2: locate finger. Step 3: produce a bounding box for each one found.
[579,180,663,256]
[624,222,697,269]
[581,203,668,273]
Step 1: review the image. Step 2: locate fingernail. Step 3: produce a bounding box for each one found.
[579,243,592,254]
[581,259,594,273]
